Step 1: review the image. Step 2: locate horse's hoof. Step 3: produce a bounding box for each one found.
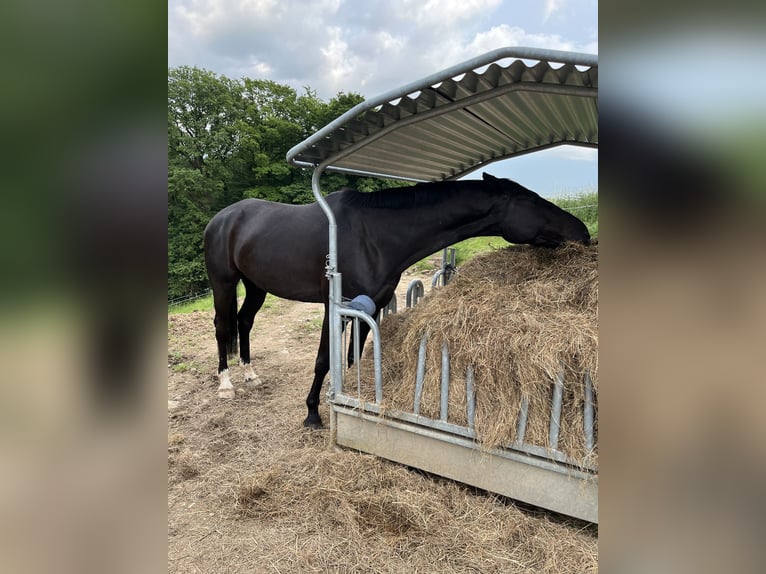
[242,363,261,385]
[302,416,324,429]
[218,388,236,399]
[245,375,263,388]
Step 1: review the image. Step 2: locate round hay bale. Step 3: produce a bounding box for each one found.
[354,241,598,467]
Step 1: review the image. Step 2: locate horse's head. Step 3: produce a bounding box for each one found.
[483,173,591,247]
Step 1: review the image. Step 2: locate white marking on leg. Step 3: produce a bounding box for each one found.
[217,369,235,399]
[240,360,263,387]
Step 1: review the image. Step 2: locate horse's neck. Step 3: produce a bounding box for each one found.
[367,186,504,272]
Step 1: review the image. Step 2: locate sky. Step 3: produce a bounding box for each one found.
[168,0,598,197]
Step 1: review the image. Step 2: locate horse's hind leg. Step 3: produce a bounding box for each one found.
[211,281,239,399]
[238,277,267,386]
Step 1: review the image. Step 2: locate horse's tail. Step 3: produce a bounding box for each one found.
[204,212,240,363]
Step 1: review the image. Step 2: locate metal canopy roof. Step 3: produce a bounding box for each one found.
[286,47,598,182]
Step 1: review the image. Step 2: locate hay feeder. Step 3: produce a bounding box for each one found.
[286,47,599,523]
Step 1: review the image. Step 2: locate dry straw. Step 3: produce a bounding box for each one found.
[355,242,598,466]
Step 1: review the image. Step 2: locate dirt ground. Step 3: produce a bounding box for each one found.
[168,269,598,573]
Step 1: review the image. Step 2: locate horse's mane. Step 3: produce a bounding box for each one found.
[339,180,486,210]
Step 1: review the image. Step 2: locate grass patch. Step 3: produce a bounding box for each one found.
[452,236,507,265]
[169,284,278,315]
[170,293,214,314]
[554,189,598,237]
[300,317,324,333]
[172,361,199,373]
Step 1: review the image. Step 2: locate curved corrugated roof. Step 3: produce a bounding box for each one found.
[286,47,597,182]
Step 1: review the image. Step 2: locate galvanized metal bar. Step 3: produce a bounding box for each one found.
[332,405,597,481]
[384,295,397,316]
[406,279,425,307]
[310,168,336,252]
[340,316,348,394]
[308,167,344,404]
[330,269,344,399]
[515,395,530,448]
[440,249,448,287]
[353,316,361,395]
[583,371,595,452]
[330,394,595,471]
[413,333,428,414]
[518,443,571,466]
[431,271,444,288]
[440,343,450,422]
[333,394,475,439]
[338,307,382,404]
[549,372,565,451]
[377,295,397,326]
[465,365,476,431]
[440,247,457,286]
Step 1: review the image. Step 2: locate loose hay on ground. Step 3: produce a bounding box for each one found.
[355,242,598,466]
[208,444,598,573]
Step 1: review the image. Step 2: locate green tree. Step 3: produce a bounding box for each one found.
[167,166,222,299]
[168,67,410,298]
[228,79,305,197]
[168,67,245,299]
[168,66,241,186]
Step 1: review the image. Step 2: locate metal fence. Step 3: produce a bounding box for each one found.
[168,289,211,308]
[335,322,597,472]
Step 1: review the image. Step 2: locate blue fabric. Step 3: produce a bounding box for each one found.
[348,294,376,315]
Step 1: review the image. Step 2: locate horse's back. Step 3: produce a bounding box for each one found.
[205,198,331,301]
[206,198,321,245]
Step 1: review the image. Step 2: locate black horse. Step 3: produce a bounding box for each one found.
[203,173,590,427]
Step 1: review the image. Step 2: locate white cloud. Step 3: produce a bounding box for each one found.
[168,0,597,99]
[172,0,281,40]
[581,39,599,55]
[249,61,272,76]
[374,30,406,53]
[543,0,567,22]
[412,0,502,27]
[468,25,577,55]
[321,26,359,92]
[547,145,598,162]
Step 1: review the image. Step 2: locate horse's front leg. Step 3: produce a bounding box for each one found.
[304,306,330,428]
